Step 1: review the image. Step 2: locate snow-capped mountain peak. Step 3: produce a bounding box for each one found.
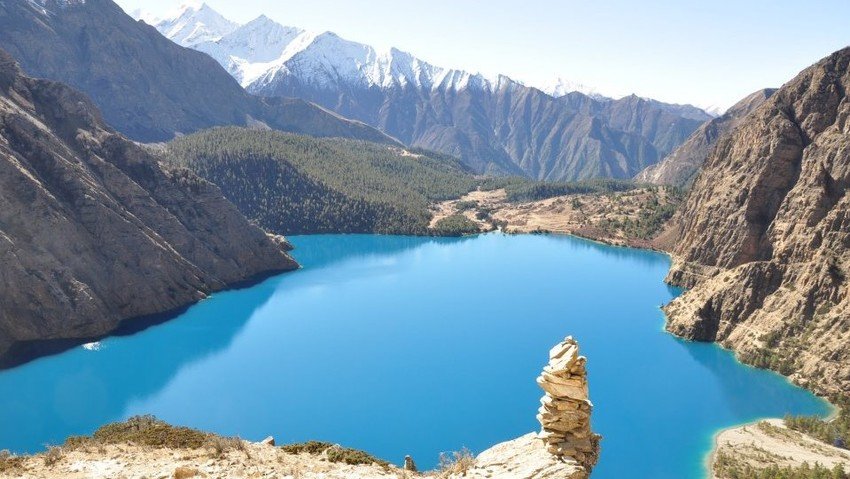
[149,3,545,96]
[155,2,238,47]
[533,76,608,100]
[698,104,725,117]
[130,8,160,25]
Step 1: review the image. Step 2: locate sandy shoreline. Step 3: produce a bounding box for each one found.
[707,412,849,478]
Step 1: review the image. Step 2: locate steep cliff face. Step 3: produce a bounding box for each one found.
[664,47,850,396]
[636,88,775,187]
[0,49,298,363]
[0,0,394,144]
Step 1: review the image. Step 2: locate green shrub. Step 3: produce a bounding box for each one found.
[67,415,210,449]
[280,441,335,455]
[715,451,848,479]
[431,214,480,236]
[785,397,850,451]
[280,441,388,467]
[455,200,478,211]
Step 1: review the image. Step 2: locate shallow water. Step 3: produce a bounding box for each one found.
[0,234,830,477]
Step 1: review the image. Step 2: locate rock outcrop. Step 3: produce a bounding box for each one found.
[453,433,587,479]
[636,88,776,187]
[663,47,850,396]
[0,48,298,364]
[536,337,601,471]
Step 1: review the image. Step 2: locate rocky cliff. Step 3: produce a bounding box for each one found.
[663,47,850,396]
[636,88,776,187]
[0,48,298,364]
[0,0,394,145]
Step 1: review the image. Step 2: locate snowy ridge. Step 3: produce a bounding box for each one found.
[147,2,237,47]
[130,8,160,26]
[532,76,609,100]
[146,3,537,95]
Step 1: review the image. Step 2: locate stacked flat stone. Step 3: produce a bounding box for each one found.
[536,336,601,471]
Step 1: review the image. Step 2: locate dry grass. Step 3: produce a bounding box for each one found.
[42,446,63,467]
[0,449,23,474]
[437,448,475,477]
[205,436,250,459]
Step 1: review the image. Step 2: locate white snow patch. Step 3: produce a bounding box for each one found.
[154,2,238,47]
[150,3,586,98]
[529,76,610,100]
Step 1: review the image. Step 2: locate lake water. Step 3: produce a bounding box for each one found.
[0,234,830,477]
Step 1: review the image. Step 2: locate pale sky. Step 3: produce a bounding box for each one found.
[116,0,850,110]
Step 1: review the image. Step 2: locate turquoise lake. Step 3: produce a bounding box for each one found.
[0,234,830,477]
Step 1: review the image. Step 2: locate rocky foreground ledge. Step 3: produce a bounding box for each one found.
[0,338,599,479]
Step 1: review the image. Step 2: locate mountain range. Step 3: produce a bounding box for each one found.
[138,2,713,180]
[0,0,394,144]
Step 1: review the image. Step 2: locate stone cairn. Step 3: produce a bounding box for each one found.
[536,336,601,471]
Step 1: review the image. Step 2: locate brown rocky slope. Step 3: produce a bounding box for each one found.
[663,46,850,396]
[0,49,298,365]
[636,88,776,187]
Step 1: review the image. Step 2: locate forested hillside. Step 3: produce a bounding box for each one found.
[165,128,478,235]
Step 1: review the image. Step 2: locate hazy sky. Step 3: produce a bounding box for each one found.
[115,0,850,110]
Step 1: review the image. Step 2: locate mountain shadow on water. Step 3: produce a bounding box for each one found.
[0,277,280,453]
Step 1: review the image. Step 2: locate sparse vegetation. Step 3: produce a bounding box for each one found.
[280,441,389,468]
[597,187,684,239]
[280,441,336,455]
[480,177,639,202]
[42,446,62,467]
[0,449,23,473]
[785,398,850,451]
[206,435,250,459]
[714,451,848,479]
[326,445,387,466]
[65,416,210,450]
[437,447,476,477]
[741,347,800,376]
